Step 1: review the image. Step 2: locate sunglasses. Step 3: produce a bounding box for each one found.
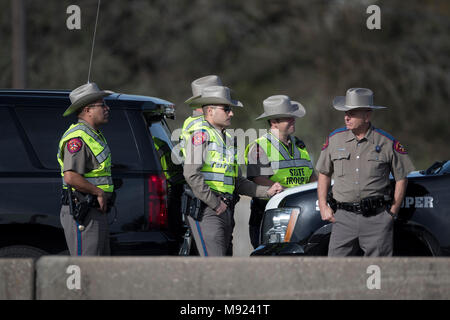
[212,105,232,113]
[88,102,108,109]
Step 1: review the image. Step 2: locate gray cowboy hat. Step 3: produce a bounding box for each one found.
[188,86,243,107]
[333,88,386,111]
[63,82,114,117]
[184,75,223,106]
[255,95,306,121]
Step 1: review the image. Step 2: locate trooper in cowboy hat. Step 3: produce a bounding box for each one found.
[245,94,317,248]
[63,82,113,117]
[182,86,283,257]
[178,76,225,162]
[316,87,415,257]
[57,82,115,256]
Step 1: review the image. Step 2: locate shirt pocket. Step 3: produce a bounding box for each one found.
[367,151,389,178]
[331,150,350,177]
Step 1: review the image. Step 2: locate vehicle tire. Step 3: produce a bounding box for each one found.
[0,245,49,258]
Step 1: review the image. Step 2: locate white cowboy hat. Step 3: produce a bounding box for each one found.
[184,75,223,106]
[255,95,306,120]
[333,88,386,111]
[188,86,243,107]
[63,82,113,117]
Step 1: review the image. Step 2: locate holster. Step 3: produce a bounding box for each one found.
[327,191,338,212]
[62,189,116,227]
[181,186,205,221]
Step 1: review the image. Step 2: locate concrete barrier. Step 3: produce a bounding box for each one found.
[0,259,34,300]
[36,257,450,300]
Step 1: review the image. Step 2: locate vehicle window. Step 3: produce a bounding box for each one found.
[101,109,141,170]
[0,107,34,171]
[14,106,75,170]
[14,107,142,170]
[148,120,174,148]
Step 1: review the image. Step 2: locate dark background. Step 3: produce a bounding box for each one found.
[1,0,449,168]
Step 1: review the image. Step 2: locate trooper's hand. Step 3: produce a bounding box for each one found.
[266,182,284,197]
[215,200,228,215]
[320,205,335,223]
[96,190,107,213]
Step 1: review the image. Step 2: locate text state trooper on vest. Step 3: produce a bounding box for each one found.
[57,83,115,256]
[245,95,317,249]
[316,88,415,257]
[183,86,283,256]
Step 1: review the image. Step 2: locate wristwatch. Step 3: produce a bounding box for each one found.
[387,210,398,220]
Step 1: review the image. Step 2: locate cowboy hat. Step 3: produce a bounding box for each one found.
[255,95,306,121]
[188,86,243,107]
[332,88,386,111]
[184,75,223,106]
[63,82,114,117]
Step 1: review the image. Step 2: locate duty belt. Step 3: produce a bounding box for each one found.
[336,196,390,216]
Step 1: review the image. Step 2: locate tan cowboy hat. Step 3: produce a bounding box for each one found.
[188,86,243,107]
[184,75,223,106]
[333,88,386,111]
[63,82,114,117]
[255,95,306,121]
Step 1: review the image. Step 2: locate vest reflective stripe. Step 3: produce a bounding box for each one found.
[265,134,299,160]
[62,176,113,187]
[58,123,113,193]
[272,159,313,170]
[184,116,204,132]
[198,124,238,194]
[207,142,235,158]
[62,123,108,149]
[201,172,234,185]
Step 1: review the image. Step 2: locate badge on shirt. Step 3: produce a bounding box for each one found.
[192,130,208,146]
[394,140,407,154]
[67,138,83,153]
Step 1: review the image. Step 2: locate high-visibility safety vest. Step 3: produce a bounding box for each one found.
[152,136,185,188]
[196,123,239,195]
[57,122,114,192]
[179,115,206,159]
[245,133,313,188]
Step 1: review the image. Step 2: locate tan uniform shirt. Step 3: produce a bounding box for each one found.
[184,122,270,209]
[316,125,415,203]
[63,120,100,174]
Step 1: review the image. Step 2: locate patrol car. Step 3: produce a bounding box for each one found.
[252,160,450,256]
[0,89,185,257]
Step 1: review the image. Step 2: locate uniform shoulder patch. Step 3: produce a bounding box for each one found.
[192,130,208,146]
[394,140,408,154]
[67,138,83,154]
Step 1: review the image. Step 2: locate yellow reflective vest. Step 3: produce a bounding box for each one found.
[180,114,205,159]
[245,133,313,188]
[57,122,114,192]
[153,136,185,188]
[197,123,238,195]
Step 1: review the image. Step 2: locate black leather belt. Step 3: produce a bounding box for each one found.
[336,196,389,216]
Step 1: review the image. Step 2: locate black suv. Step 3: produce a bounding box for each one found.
[0,89,185,257]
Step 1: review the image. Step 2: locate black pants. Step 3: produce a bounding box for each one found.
[249,198,268,249]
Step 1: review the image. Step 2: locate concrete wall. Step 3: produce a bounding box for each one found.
[34,257,450,300]
[0,259,34,300]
